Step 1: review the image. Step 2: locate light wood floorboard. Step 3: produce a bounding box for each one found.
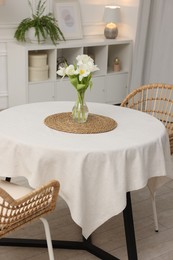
[1,177,173,260]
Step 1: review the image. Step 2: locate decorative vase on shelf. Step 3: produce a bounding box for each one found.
[72,91,89,123]
[57,54,99,123]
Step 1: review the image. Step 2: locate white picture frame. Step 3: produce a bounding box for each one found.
[54,0,83,40]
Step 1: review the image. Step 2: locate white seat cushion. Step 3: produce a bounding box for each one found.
[0,180,33,200]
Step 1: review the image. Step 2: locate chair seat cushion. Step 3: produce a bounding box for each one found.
[0,180,33,200]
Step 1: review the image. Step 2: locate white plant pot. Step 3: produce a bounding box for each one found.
[27,28,46,44]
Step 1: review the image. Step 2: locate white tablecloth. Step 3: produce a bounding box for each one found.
[0,102,172,238]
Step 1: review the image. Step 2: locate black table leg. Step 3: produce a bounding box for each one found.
[123,192,138,260]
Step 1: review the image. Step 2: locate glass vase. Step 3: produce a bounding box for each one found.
[72,91,89,123]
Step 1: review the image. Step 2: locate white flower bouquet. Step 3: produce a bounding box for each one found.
[57,54,99,123]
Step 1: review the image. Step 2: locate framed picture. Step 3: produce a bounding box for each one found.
[54,0,83,40]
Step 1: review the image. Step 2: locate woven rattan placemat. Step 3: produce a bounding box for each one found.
[44,112,117,134]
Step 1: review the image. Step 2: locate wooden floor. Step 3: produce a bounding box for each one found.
[1,177,173,260]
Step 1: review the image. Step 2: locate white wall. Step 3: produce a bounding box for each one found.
[116,0,140,40]
[0,0,140,109]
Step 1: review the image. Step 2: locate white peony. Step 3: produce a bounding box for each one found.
[76,64,91,81]
[65,65,76,76]
[76,54,99,75]
[56,66,66,77]
[56,54,100,91]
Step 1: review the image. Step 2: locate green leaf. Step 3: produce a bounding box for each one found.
[69,77,78,89]
[76,84,86,91]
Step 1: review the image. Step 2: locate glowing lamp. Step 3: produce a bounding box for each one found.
[103,6,120,39]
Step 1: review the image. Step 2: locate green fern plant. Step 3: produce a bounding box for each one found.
[14,0,65,45]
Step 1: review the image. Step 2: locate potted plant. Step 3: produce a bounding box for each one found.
[14,0,65,45]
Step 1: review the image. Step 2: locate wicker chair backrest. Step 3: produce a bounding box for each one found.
[0,180,60,237]
[121,83,173,154]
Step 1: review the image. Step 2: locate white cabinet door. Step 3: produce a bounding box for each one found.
[55,79,77,101]
[85,77,105,103]
[55,76,105,103]
[105,73,128,104]
[28,82,55,103]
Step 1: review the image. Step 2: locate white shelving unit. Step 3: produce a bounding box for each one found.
[7,36,133,107]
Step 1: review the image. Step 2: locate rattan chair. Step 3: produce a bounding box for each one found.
[0,179,60,260]
[121,83,173,231]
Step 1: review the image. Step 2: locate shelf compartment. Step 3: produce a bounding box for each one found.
[107,43,132,74]
[28,49,56,82]
[56,47,83,68]
[84,45,107,76]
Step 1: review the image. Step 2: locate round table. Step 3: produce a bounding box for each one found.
[0,101,172,239]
